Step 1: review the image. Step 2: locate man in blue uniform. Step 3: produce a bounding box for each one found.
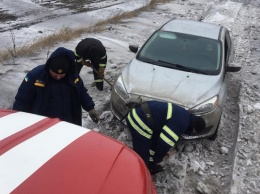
[74,38,107,91]
[126,101,206,175]
[13,47,99,125]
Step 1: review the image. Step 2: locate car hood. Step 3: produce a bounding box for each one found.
[122,59,222,108]
[0,109,155,194]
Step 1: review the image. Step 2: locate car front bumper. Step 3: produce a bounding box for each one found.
[111,91,223,140]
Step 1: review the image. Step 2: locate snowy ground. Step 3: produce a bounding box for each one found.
[0,0,260,193]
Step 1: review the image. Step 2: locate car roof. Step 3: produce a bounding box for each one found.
[0,109,156,194]
[160,19,223,40]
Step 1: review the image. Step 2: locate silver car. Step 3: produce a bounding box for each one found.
[110,19,240,140]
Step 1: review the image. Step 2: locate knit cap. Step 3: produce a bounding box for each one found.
[185,115,206,136]
[194,116,206,132]
[49,56,70,74]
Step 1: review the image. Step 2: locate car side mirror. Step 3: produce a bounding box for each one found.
[129,44,139,53]
[226,66,241,72]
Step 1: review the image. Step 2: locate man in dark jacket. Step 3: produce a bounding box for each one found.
[126,101,206,175]
[13,47,99,126]
[74,38,107,91]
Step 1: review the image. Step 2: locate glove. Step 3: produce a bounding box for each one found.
[98,67,105,78]
[89,109,100,123]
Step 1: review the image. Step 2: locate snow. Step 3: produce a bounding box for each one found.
[1,0,260,193]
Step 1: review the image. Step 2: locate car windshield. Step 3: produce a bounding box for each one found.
[137,31,222,75]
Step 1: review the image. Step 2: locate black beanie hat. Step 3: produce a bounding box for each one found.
[49,56,70,74]
[194,116,206,132]
[185,115,206,136]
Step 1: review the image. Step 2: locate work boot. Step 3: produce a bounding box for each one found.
[95,82,103,91]
[148,163,164,175]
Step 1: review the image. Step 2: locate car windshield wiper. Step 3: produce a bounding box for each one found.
[139,58,158,65]
[157,60,209,75]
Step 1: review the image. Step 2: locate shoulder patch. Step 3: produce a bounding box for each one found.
[34,80,45,87]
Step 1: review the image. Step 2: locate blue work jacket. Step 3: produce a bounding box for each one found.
[13,47,95,126]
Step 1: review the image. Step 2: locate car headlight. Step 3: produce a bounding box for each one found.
[190,96,218,114]
[114,76,130,100]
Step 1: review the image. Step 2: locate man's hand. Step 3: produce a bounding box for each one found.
[98,67,105,78]
[89,109,100,123]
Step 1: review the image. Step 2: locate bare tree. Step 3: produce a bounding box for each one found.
[8,29,17,64]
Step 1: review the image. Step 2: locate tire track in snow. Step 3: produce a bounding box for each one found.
[181,1,245,194]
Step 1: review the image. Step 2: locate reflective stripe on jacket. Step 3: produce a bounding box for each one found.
[127,101,193,146]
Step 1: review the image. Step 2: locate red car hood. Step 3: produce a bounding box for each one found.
[0,109,156,194]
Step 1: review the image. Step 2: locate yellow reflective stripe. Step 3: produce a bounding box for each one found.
[74,78,79,84]
[77,58,83,62]
[163,125,179,142]
[160,133,175,146]
[74,49,80,57]
[99,63,106,67]
[127,113,152,139]
[149,150,154,162]
[94,79,103,83]
[101,54,106,59]
[132,109,153,134]
[34,83,45,87]
[167,102,172,119]
[74,49,83,62]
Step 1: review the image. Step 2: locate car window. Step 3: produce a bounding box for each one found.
[138,31,222,75]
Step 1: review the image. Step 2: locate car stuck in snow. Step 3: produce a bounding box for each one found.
[110,19,241,140]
